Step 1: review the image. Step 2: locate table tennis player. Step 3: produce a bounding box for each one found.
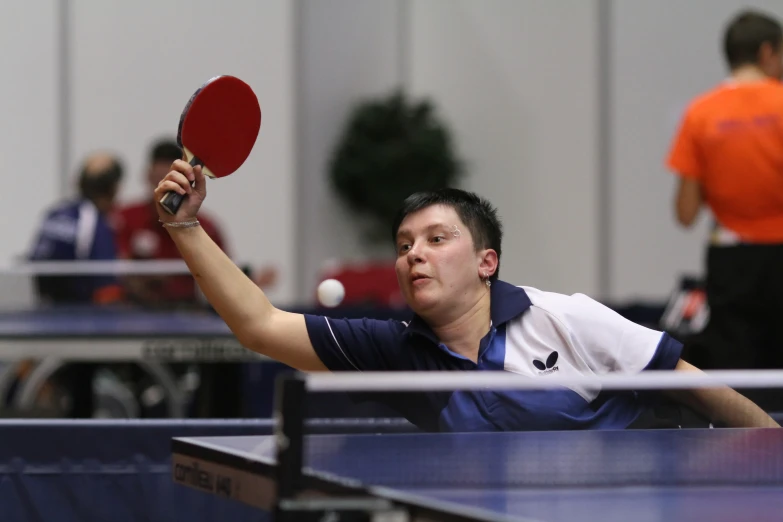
[154,161,779,431]
[667,9,783,412]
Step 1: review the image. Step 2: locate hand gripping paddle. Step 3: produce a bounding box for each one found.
[159,75,262,215]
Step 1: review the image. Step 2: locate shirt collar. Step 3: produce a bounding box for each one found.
[404,280,532,343]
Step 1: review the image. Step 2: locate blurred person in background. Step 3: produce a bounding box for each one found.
[28,151,125,305]
[20,152,125,416]
[667,9,783,410]
[114,138,277,308]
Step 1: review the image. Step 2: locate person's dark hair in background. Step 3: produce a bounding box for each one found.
[148,139,183,182]
[723,9,783,76]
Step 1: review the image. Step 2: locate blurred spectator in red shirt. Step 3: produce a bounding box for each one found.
[114,138,276,306]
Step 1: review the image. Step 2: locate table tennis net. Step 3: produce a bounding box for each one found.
[276,370,783,492]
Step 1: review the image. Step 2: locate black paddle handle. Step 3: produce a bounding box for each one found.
[158,156,203,215]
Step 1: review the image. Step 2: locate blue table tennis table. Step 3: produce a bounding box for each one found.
[0,306,270,418]
[0,306,261,362]
[0,305,408,419]
[0,304,410,361]
[172,428,783,522]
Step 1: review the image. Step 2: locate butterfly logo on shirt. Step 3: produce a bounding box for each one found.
[532,351,559,375]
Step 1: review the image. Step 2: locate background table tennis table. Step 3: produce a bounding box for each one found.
[0,304,411,420]
[0,303,413,362]
[0,306,262,361]
[0,305,268,418]
[172,428,783,522]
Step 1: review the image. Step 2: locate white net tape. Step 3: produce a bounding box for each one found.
[305,370,783,392]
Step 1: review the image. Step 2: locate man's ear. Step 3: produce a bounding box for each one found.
[478,249,498,279]
[759,41,775,62]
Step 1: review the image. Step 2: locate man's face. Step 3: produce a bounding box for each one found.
[147,160,172,190]
[394,204,487,316]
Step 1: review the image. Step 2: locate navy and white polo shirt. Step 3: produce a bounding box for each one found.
[304,280,683,432]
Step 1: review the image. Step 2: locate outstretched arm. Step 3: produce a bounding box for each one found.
[668,359,779,428]
[154,160,327,372]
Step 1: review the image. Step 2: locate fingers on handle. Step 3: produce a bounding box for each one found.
[192,165,206,193]
[164,171,192,191]
[158,180,188,195]
[171,159,193,175]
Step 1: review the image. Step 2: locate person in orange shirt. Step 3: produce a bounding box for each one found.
[667,9,783,408]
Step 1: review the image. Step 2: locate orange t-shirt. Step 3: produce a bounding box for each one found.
[667,79,783,243]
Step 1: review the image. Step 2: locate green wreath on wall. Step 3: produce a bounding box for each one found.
[329,90,464,243]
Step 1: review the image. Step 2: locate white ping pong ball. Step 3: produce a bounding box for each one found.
[317,279,345,308]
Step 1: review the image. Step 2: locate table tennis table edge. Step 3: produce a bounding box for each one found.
[170,436,532,522]
[0,337,269,362]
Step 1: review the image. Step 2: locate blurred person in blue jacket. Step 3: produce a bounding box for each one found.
[28,152,125,305]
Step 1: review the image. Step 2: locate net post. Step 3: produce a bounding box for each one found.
[274,371,307,507]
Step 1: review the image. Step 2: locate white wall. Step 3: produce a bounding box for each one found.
[295,0,404,301]
[409,0,602,296]
[4,1,782,307]
[295,0,602,301]
[68,0,297,304]
[608,0,783,303]
[297,0,783,304]
[0,2,59,264]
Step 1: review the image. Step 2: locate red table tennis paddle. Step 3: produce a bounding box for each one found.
[159,75,262,215]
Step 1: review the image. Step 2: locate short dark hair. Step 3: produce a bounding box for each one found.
[391,188,503,281]
[723,10,783,69]
[149,138,182,164]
